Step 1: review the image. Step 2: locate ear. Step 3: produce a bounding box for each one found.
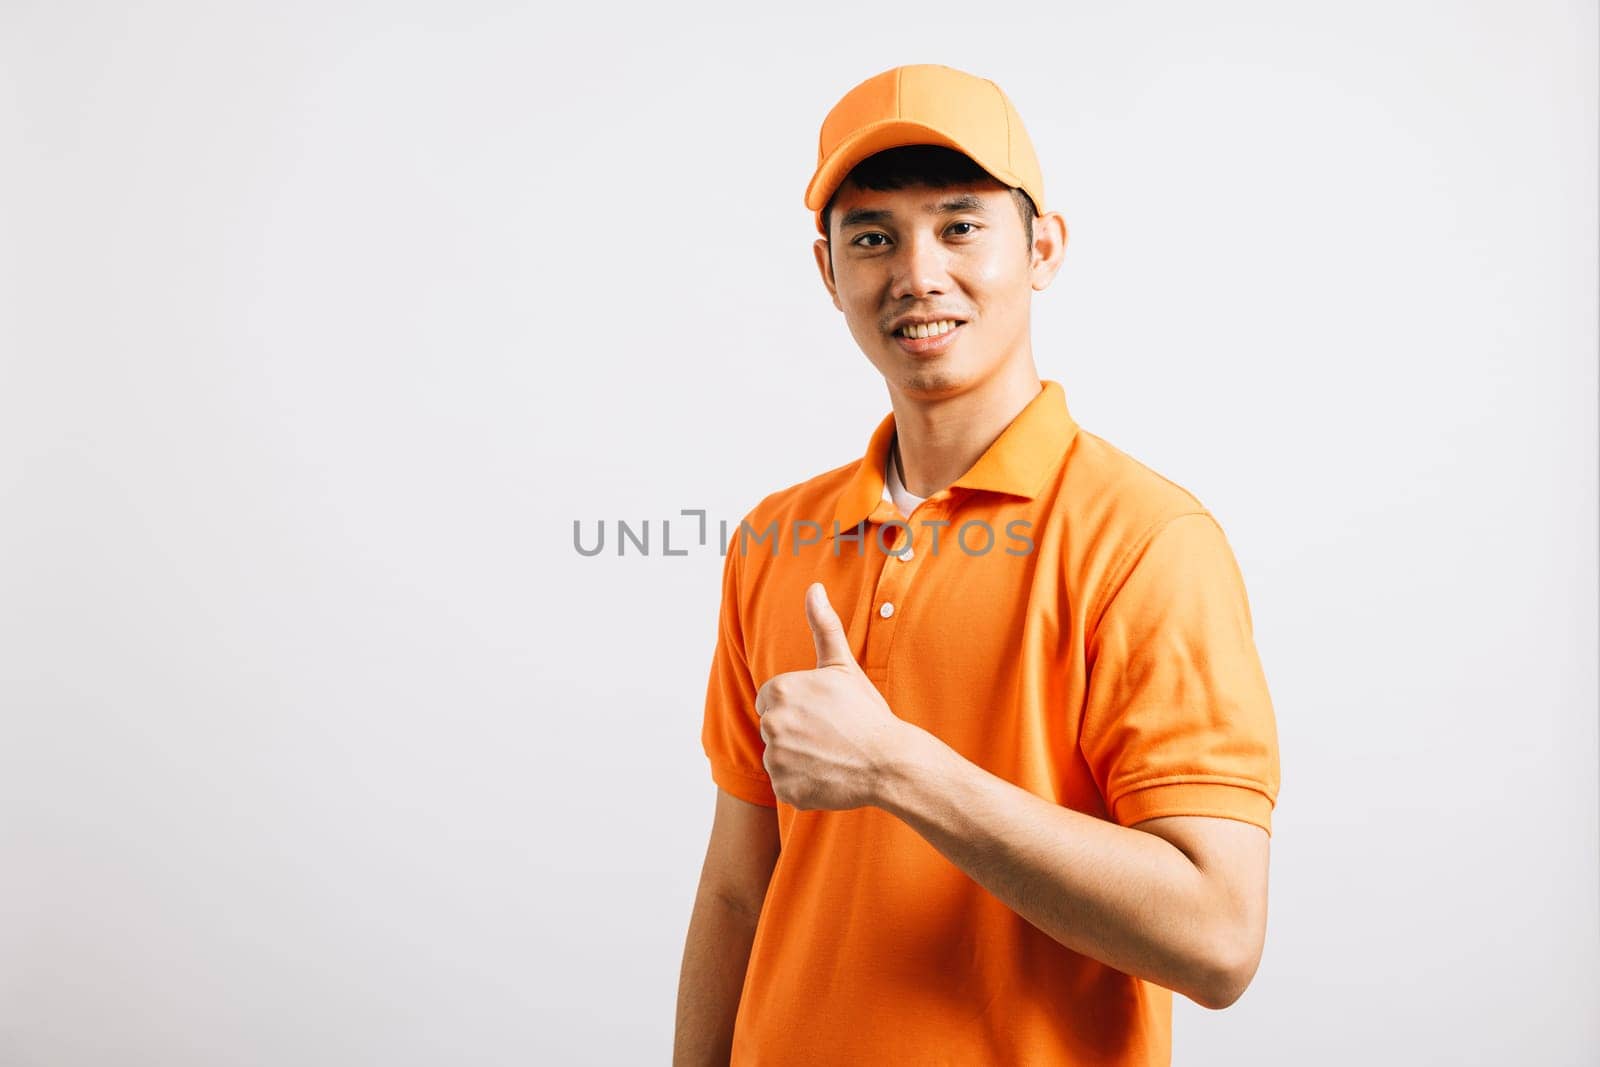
[1029,211,1069,292]
[813,237,843,312]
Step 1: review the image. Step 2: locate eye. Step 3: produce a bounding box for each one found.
[946,221,980,237]
[852,232,890,248]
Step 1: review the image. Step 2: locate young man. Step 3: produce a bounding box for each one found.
[675,64,1281,1066]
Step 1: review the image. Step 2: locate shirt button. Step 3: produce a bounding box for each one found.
[899,546,914,562]
[879,601,895,619]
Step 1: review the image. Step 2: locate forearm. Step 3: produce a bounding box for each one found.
[673,891,762,1066]
[874,725,1237,1008]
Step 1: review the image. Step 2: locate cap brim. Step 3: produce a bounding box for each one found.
[804,119,1024,234]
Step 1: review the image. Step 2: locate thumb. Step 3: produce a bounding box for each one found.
[804,582,854,669]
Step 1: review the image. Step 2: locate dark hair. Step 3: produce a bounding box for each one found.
[821,144,1037,245]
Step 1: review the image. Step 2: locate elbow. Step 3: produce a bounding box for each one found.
[1192,968,1251,1012]
[1189,935,1262,1011]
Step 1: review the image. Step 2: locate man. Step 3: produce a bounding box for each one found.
[674,64,1281,1066]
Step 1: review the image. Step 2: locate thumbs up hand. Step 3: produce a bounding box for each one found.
[755,582,914,811]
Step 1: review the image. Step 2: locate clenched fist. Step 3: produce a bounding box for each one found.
[755,582,913,810]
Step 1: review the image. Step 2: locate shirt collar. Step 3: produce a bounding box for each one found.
[829,379,1079,536]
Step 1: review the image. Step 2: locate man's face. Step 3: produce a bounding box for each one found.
[814,178,1053,400]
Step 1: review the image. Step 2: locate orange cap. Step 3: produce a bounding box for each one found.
[804,64,1046,236]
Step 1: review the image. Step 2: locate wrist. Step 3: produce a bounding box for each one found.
[871,719,947,816]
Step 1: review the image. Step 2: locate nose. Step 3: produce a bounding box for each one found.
[889,228,950,302]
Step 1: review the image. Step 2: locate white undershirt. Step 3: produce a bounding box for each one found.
[882,434,928,518]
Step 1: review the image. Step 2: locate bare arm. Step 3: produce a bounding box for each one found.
[876,726,1270,1010]
[674,787,782,1066]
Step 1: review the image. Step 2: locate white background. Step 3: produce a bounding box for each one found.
[2,2,1596,1064]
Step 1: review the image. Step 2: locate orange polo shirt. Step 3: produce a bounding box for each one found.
[700,379,1280,1066]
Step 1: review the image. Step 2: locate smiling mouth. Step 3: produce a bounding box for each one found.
[893,318,966,339]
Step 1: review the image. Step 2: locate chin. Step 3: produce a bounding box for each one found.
[892,360,976,399]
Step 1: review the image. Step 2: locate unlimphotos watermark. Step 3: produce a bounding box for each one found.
[573,510,1034,558]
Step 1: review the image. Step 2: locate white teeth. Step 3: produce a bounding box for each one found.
[899,319,959,338]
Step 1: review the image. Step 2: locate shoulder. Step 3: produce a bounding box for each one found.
[736,455,862,539]
[1051,427,1232,619]
[718,453,864,584]
[1061,426,1214,535]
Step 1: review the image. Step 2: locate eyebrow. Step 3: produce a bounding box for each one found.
[839,194,989,230]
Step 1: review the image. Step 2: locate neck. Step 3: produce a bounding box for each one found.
[886,359,1043,498]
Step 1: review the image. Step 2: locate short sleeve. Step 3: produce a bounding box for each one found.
[700,541,777,807]
[1081,511,1281,833]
